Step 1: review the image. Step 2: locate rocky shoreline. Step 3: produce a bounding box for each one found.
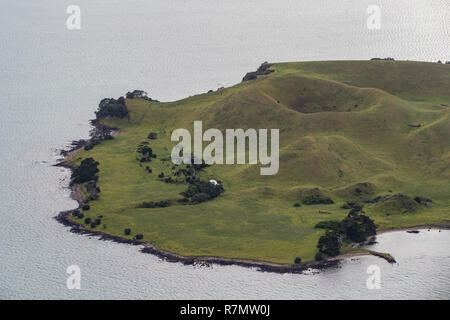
[53,95,343,274]
[55,209,341,274]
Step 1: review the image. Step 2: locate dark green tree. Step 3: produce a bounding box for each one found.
[317,231,341,257]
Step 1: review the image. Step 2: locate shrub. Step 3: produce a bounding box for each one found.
[198,181,224,198]
[84,217,92,224]
[124,228,131,235]
[315,252,326,261]
[90,222,97,228]
[137,144,153,156]
[314,220,341,231]
[302,195,334,205]
[77,213,84,219]
[156,200,169,208]
[148,132,158,140]
[294,257,302,264]
[293,202,301,207]
[134,234,143,240]
[137,200,170,208]
[82,204,90,211]
[191,193,211,203]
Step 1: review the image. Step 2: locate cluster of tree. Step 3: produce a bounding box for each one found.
[136,141,155,162]
[315,205,376,260]
[70,158,99,185]
[137,200,170,208]
[72,209,84,219]
[242,62,274,81]
[181,180,224,204]
[156,157,209,185]
[83,215,103,228]
[126,90,159,102]
[95,97,129,119]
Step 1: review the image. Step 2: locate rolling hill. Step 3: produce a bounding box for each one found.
[63,60,450,264]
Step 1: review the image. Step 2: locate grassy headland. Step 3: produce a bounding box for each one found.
[62,60,450,265]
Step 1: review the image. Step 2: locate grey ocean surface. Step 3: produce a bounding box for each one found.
[0,0,449,299]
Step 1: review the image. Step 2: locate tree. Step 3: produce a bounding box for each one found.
[341,214,376,242]
[95,97,128,119]
[71,158,99,185]
[317,231,341,257]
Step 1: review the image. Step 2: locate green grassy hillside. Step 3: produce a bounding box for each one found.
[68,61,450,263]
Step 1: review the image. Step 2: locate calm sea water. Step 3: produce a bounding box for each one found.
[0,0,449,299]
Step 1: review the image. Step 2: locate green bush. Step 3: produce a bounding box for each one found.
[302,195,334,205]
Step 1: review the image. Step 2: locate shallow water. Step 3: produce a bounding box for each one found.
[0,0,449,299]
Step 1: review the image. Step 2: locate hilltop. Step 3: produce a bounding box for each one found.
[60,60,450,266]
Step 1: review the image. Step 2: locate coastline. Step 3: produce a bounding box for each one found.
[54,95,449,275]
